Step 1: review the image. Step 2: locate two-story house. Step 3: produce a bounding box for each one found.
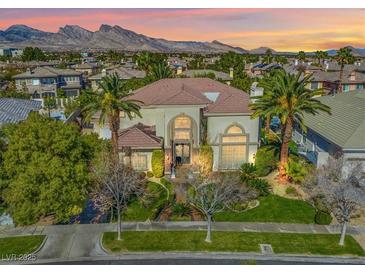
[90,78,260,173]
[13,66,84,98]
[89,66,146,90]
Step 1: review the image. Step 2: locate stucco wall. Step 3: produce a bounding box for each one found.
[207,115,259,170]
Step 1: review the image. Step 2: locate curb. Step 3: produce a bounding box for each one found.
[98,232,109,255]
[32,235,47,255]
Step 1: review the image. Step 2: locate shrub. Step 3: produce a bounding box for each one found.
[285,186,299,197]
[254,146,278,176]
[288,140,299,155]
[198,144,213,176]
[139,172,147,179]
[240,163,256,182]
[246,178,271,196]
[151,150,164,178]
[146,171,154,178]
[172,203,192,217]
[315,211,332,225]
[285,155,314,183]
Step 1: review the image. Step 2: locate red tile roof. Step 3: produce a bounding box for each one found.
[118,123,163,149]
[129,78,251,114]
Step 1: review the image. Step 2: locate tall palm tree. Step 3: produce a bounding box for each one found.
[83,73,142,161]
[250,70,331,183]
[264,49,273,64]
[252,72,277,134]
[335,47,355,93]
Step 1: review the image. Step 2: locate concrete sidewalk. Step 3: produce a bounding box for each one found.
[1,221,365,261]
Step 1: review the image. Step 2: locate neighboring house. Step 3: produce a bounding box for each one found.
[246,62,282,77]
[89,66,146,90]
[0,98,41,126]
[0,48,23,58]
[91,78,259,173]
[292,90,365,167]
[308,69,365,94]
[13,66,83,98]
[181,69,233,85]
[74,62,100,76]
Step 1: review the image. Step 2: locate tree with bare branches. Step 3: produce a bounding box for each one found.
[304,156,365,246]
[92,153,145,240]
[188,171,257,243]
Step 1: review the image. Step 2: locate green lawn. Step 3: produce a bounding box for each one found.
[102,231,364,256]
[0,235,45,257]
[215,195,330,224]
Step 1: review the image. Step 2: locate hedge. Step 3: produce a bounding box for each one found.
[254,146,278,177]
[152,150,164,178]
[198,144,213,176]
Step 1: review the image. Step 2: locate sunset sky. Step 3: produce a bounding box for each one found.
[0,9,364,51]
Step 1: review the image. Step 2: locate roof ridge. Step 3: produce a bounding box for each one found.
[118,124,161,144]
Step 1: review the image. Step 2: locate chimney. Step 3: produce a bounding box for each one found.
[325,63,329,71]
[101,68,107,77]
[250,82,263,103]
[350,71,356,81]
[176,66,182,75]
[229,67,234,78]
[294,59,298,66]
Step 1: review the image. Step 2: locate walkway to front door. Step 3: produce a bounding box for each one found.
[174,143,190,165]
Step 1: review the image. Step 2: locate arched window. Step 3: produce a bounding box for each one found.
[173,116,192,140]
[220,124,249,169]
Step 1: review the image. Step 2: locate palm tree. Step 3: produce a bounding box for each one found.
[149,62,173,80]
[264,49,273,64]
[297,51,306,62]
[335,47,355,93]
[83,73,142,161]
[250,70,331,183]
[252,72,277,134]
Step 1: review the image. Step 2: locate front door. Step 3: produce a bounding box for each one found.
[174,143,191,165]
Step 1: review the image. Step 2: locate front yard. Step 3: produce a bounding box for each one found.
[215,194,331,224]
[102,231,364,256]
[0,235,45,257]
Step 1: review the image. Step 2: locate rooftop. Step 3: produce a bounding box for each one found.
[0,98,42,125]
[13,66,82,79]
[118,123,163,149]
[302,90,365,150]
[129,78,251,114]
[89,66,146,80]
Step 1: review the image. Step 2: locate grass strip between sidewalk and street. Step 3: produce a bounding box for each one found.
[0,235,45,257]
[102,231,365,256]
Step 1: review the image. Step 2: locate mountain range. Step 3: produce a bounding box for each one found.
[0,24,249,53]
[0,24,364,56]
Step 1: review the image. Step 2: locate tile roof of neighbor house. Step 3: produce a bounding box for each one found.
[0,98,42,125]
[311,70,365,84]
[302,90,365,150]
[181,69,232,81]
[13,66,82,79]
[118,123,163,149]
[89,66,146,80]
[129,78,251,114]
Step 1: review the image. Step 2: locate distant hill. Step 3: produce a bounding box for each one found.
[326,46,365,57]
[0,24,248,53]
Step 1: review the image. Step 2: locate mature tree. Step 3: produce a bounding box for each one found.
[335,47,355,93]
[297,51,306,62]
[149,62,173,81]
[274,55,288,65]
[253,72,278,134]
[231,72,253,93]
[83,73,142,161]
[315,50,328,65]
[92,152,145,240]
[250,70,331,182]
[21,47,47,62]
[304,157,365,245]
[0,113,102,225]
[188,171,257,242]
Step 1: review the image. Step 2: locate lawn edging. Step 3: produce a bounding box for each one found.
[31,235,47,255]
